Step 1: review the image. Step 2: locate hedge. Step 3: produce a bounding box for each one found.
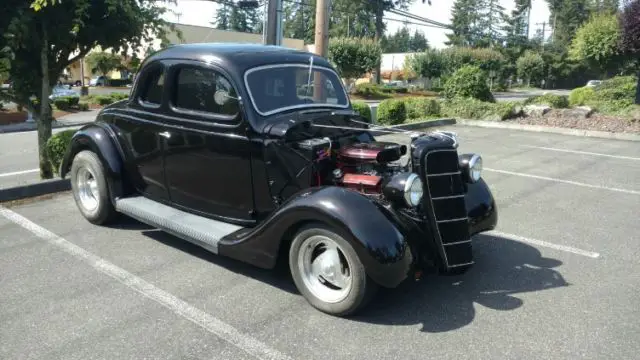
[440,98,520,121]
[45,129,77,175]
[524,94,569,108]
[376,99,407,125]
[351,101,372,123]
[569,87,596,106]
[404,97,440,119]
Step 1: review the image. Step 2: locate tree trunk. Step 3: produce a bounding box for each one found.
[373,0,383,85]
[38,20,53,179]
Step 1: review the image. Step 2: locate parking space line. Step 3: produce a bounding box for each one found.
[484,168,640,195]
[486,230,601,259]
[0,206,293,360]
[0,169,39,178]
[521,145,640,161]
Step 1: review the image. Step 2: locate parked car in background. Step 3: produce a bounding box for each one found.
[49,84,79,100]
[89,76,107,86]
[586,80,602,87]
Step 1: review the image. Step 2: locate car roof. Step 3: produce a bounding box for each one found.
[142,43,334,74]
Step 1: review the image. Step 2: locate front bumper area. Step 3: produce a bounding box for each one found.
[466,177,498,236]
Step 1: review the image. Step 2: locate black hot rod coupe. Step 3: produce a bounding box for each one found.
[60,43,497,316]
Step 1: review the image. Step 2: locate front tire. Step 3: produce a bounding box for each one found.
[70,150,118,225]
[289,224,378,316]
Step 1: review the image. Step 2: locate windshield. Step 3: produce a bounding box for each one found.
[244,64,349,116]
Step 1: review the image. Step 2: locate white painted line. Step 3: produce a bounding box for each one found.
[0,169,39,178]
[487,230,601,259]
[0,206,293,360]
[484,168,640,195]
[522,145,640,161]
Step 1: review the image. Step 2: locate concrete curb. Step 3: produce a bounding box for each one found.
[0,121,91,134]
[369,118,456,136]
[456,119,640,142]
[0,178,70,203]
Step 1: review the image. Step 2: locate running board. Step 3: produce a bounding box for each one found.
[114,196,243,254]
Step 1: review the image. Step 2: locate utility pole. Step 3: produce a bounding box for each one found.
[313,0,331,101]
[373,0,383,84]
[313,0,331,57]
[264,0,283,45]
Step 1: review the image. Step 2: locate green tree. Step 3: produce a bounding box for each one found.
[619,0,640,103]
[85,52,124,78]
[328,37,382,87]
[443,65,494,102]
[212,3,232,30]
[569,12,622,77]
[0,0,179,179]
[407,49,445,79]
[446,0,482,46]
[516,50,545,86]
[410,30,429,51]
[547,0,590,47]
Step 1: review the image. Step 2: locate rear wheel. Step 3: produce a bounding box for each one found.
[289,224,377,316]
[70,150,118,225]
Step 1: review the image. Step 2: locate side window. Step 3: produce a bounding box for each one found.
[139,66,164,105]
[173,67,239,117]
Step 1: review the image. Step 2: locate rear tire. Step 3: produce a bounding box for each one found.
[289,223,378,316]
[70,150,118,225]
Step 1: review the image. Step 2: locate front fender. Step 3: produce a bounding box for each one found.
[465,177,498,236]
[60,123,123,179]
[218,186,413,288]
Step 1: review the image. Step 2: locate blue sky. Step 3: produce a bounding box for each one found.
[162,0,551,49]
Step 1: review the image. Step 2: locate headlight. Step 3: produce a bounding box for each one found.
[403,173,423,207]
[383,172,423,208]
[459,153,482,183]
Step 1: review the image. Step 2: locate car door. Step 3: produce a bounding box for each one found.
[112,61,170,202]
[161,62,255,222]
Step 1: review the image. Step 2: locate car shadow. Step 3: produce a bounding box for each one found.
[140,229,299,294]
[349,233,570,333]
[135,224,569,333]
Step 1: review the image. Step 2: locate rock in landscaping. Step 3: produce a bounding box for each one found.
[557,106,594,119]
[524,105,551,117]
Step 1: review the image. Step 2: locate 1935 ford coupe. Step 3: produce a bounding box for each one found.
[60,43,498,316]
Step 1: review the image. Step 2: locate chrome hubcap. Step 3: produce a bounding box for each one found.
[76,166,99,211]
[298,235,352,303]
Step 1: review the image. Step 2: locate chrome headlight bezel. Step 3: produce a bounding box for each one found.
[403,173,423,207]
[459,153,483,183]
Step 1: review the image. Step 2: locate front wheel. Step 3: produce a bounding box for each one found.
[70,150,118,225]
[289,224,378,316]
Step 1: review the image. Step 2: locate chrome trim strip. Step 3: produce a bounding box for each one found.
[448,261,475,268]
[443,240,472,246]
[432,194,465,200]
[242,63,351,117]
[427,171,461,177]
[437,217,469,223]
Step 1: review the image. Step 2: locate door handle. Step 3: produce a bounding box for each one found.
[158,131,171,139]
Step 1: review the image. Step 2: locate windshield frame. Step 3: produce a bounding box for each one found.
[242,63,351,117]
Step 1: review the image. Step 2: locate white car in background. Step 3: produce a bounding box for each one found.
[586,80,602,87]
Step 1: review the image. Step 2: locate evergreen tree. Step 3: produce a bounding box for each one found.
[547,0,590,46]
[212,3,232,30]
[477,0,507,47]
[446,0,479,46]
[229,3,249,32]
[410,30,429,51]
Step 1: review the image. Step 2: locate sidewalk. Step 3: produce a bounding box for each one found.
[0,109,99,134]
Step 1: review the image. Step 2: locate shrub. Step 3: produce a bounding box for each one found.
[95,95,115,105]
[569,87,596,106]
[109,92,129,101]
[441,98,519,121]
[405,97,441,119]
[524,94,569,108]
[376,98,407,125]
[78,102,90,111]
[45,129,76,175]
[53,97,72,111]
[443,65,495,102]
[351,101,372,122]
[328,37,382,81]
[353,84,390,99]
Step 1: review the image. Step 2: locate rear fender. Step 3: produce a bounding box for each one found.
[219,186,413,288]
[60,124,126,199]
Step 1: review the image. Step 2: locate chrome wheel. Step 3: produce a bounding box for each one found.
[298,235,353,304]
[76,166,100,212]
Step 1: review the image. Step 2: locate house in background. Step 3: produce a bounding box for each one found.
[64,23,306,86]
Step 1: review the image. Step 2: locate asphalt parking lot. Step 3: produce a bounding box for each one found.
[1,125,639,360]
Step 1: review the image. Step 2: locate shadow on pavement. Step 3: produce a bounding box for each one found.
[140,228,299,294]
[350,233,570,333]
[137,224,569,332]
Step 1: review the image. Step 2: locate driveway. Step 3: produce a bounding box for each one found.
[1,125,638,359]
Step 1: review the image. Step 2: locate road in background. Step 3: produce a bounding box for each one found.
[1,125,638,359]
